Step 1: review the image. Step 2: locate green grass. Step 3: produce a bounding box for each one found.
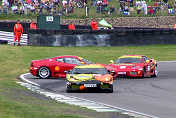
[0,44,176,118]
[0,0,175,20]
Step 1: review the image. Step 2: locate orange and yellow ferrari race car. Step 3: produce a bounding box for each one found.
[65,64,114,92]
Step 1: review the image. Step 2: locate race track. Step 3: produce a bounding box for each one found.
[21,62,176,118]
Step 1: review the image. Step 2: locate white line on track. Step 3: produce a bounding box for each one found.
[19,73,40,86]
[158,61,176,63]
[17,73,160,118]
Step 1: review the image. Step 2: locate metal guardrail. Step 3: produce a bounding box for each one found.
[0,31,27,45]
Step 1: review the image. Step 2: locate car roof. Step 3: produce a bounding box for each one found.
[119,55,144,59]
[57,55,84,60]
[75,64,105,69]
[57,55,80,58]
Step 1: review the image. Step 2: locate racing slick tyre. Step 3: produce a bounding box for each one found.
[151,66,158,77]
[66,87,72,93]
[38,67,51,79]
[142,68,146,78]
[108,85,113,93]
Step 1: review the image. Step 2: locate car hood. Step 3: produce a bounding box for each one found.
[68,74,112,82]
[72,74,94,81]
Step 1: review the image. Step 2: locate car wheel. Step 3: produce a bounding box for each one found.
[151,66,158,77]
[38,67,51,79]
[108,84,113,93]
[66,86,72,93]
[142,68,146,78]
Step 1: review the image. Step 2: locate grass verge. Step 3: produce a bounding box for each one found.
[0,44,176,118]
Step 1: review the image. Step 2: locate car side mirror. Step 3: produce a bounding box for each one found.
[110,60,114,64]
[146,60,150,63]
[110,71,116,76]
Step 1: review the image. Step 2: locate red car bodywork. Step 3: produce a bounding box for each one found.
[29,55,114,78]
[109,55,157,78]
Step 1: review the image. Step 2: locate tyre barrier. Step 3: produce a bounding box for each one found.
[28,28,176,47]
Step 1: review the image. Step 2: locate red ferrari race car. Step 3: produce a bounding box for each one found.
[29,55,114,79]
[29,55,95,79]
[109,55,158,78]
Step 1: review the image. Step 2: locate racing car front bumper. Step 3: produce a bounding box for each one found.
[115,70,143,77]
[29,67,38,76]
[66,80,113,91]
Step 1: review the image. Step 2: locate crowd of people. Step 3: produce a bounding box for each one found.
[1,0,61,15]
[0,0,176,16]
[119,0,176,16]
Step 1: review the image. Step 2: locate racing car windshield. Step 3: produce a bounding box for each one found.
[71,68,109,75]
[82,59,94,64]
[115,58,142,63]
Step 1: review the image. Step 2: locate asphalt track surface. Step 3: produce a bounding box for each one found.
[22,62,176,118]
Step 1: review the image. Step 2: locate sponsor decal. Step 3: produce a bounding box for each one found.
[55,66,60,71]
[120,66,126,69]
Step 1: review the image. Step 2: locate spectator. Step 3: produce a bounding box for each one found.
[20,4,25,14]
[123,5,130,16]
[53,0,58,6]
[129,0,133,7]
[39,3,44,13]
[119,0,125,13]
[168,4,173,14]
[2,0,9,6]
[30,4,36,13]
[174,0,176,12]
[12,4,18,14]
[96,4,103,14]
[67,4,73,13]
[148,8,154,15]
[3,5,8,14]
[8,0,13,10]
[30,20,37,29]
[62,0,68,7]
[137,4,142,14]
[47,2,53,13]
[108,5,116,14]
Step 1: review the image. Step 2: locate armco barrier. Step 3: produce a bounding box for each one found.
[28,28,176,46]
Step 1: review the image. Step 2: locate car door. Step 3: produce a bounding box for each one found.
[142,56,152,75]
[55,57,82,77]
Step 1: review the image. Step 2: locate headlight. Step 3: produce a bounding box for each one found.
[105,78,109,81]
[105,77,112,82]
[70,77,79,81]
[71,78,76,81]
